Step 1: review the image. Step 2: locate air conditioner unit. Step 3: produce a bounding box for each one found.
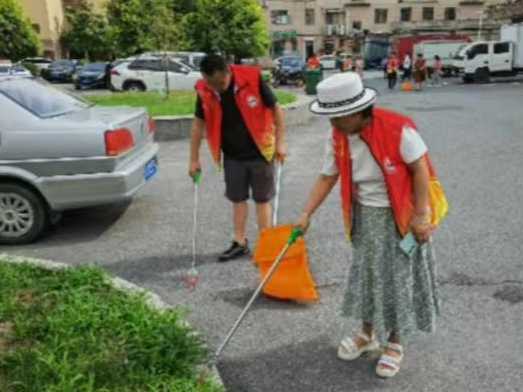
[338,24,346,35]
[326,24,333,36]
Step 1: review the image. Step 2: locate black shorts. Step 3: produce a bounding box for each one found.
[223,157,275,203]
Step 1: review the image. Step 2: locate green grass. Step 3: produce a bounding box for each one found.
[0,259,223,392]
[87,90,297,116]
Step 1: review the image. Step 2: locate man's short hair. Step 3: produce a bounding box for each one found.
[361,105,374,119]
[200,54,228,76]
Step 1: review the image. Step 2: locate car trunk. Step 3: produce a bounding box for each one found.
[55,105,152,173]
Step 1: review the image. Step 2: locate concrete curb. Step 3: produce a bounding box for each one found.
[0,253,225,389]
[153,93,314,142]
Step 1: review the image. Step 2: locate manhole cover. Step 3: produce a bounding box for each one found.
[493,285,523,304]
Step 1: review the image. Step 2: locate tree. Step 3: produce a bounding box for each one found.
[0,0,40,61]
[106,0,178,58]
[60,0,111,60]
[181,0,269,61]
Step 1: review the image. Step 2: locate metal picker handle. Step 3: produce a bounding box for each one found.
[272,163,283,226]
[191,170,201,266]
[211,228,303,364]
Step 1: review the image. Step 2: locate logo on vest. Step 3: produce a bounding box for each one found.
[384,157,396,174]
[247,95,258,108]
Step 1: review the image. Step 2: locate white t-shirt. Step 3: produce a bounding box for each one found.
[321,126,428,207]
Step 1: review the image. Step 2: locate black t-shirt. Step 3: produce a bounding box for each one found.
[195,75,277,161]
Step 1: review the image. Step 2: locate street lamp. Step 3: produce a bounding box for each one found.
[476,9,485,40]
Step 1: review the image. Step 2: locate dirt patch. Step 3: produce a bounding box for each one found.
[0,320,14,354]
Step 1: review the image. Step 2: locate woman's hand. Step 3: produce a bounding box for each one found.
[410,215,433,244]
[294,213,311,235]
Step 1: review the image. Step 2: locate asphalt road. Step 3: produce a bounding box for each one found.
[4,76,523,392]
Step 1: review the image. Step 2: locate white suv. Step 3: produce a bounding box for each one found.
[111,57,201,92]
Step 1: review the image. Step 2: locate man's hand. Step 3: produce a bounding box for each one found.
[188,160,202,180]
[294,213,311,235]
[410,215,432,244]
[275,139,287,163]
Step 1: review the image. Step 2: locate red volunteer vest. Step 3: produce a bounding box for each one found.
[332,107,448,240]
[195,65,275,167]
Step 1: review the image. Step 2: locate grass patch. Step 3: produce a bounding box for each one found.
[87,90,297,116]
[0,259,222,392]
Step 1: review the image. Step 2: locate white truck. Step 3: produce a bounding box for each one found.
[453,23,523,83]
[413,40,469,76]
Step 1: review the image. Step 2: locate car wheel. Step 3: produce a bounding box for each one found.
[124,81,146,92]
[75,85,81,90]
[0,183,50,245]
[473,68,490,84]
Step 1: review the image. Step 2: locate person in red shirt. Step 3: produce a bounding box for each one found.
[386,53,399,90]
[307,53,320,68]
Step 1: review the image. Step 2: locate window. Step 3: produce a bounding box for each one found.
[374,9,388,24]
[128,59,162,71]
[352,21,362,30]
[0,78,89,118]
[494,42,510,54]
[422,7,434,21]
[305,9,315,25]
[271,10,290,25]
[467,44,488,59]
[445,7,456,21]
[400,7,412,22]
[32,24,40,33]
[168,60,191,73]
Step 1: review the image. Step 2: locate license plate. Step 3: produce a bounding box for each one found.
[144,158,158,181]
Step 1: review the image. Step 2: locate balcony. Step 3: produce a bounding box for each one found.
[325,24,350,37]
[390,18,501,33]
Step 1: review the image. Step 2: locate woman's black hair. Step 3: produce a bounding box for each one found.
[361,105,374,119]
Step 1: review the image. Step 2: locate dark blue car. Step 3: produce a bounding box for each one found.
[73,62,108,90]
[43,59,80,83]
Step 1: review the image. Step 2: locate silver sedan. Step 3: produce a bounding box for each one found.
[0,76,159,244]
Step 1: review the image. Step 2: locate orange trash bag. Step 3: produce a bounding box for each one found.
[253,223,318,301]
[401,80,412,91]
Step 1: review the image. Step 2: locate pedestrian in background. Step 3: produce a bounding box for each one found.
[431,55,443,87]
[402,54,412,81]
[355,55,364,78]
[386,53,398,90]
[413,53,427,90]
[295,72,448,379]
[381,57,388,79]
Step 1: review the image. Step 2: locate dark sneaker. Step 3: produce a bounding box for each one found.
[218,240,250,262]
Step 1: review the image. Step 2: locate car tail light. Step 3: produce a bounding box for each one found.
[110,69,120,76]
[105,128,134,156]
[147,116,155,134]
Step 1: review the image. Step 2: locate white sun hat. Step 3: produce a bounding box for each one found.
[309,72,378,117]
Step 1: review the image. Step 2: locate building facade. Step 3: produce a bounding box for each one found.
[261,0,508,59]
[16,0,107,59]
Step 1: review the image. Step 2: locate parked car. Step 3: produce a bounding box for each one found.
[272,56,305,87]
[21,57,53,72]
[0,76,159,244]
[0,63,32,78]
[73,61,109,90]
[110,57,201,92]
[319,55,340,70]
[171,52,206,69]
[42,59,81,82]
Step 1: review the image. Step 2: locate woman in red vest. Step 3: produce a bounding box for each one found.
[295,72,448,378]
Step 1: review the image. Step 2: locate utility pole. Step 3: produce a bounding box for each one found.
[477,10,484,40]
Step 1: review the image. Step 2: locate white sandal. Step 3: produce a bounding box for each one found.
[376,342,404,378]
[338,332,379,361]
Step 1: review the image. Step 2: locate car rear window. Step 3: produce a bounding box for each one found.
[0,78,90,118]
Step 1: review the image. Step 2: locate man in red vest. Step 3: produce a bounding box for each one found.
[189,54,286,262]
[294,72,447,378]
